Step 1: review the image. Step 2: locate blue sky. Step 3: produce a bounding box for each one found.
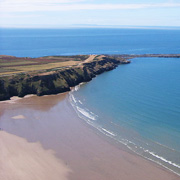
[0,0,180,28]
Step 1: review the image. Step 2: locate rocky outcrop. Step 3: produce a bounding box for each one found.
[0,56,130,101]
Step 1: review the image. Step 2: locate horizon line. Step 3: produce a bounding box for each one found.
[1,25,180,30]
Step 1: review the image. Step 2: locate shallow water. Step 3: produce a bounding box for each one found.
[69,57,180,175]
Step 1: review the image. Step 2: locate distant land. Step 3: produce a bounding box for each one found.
[0,54,180,101]
[1,25,180,30]
[70,25,180,30]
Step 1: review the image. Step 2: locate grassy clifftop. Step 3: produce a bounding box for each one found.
[0,55,89,76]
[0,55,130,101]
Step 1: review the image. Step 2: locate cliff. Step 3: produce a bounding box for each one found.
[0,56,130,101]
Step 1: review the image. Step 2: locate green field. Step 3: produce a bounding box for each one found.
[0,55,90,76]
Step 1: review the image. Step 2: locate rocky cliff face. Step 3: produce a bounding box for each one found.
[0,57,130,101]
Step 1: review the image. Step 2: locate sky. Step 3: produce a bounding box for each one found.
[0,0,180,28]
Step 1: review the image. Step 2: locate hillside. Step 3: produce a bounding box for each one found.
[0,55,130,101]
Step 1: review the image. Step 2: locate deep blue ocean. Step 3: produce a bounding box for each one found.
[0,28,180,57]
[0,28,180,175]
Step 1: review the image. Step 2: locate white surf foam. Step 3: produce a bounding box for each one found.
[144,150,180,169]
[71,94,77,103]
[74,85,80,91]
[154,141,177,152]
[79,100,83,104]
[101,128,116,137]
[76,106,96,121]
[74,82,85,92]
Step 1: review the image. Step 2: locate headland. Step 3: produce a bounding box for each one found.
[0,55,130,101]
[1,54,179,101]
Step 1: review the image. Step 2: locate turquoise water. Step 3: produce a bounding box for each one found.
[1,28,180,175]
[70,57,180,175]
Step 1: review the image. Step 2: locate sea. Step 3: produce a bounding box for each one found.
[0,28,180,175]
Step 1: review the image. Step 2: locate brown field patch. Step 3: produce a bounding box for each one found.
[0,55,89,76]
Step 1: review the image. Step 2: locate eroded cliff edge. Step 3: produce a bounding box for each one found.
[0,56,130,101]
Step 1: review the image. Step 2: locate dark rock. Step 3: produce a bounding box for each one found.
[0,56,130,101]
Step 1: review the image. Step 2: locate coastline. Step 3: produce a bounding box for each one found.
[0,93,179,180]
[1,53,180,102]
[0,55,130,101]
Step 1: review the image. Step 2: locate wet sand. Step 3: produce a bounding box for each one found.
[0,94,179,180]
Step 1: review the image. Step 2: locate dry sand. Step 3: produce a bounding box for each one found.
[0,131,70,180]
[0,94,179,180]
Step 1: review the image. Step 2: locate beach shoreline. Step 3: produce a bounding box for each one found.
[0,93,179,180]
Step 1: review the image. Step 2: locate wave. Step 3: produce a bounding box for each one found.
[153,141,177,152]
[70,84,98,121]
[76,106,96,121]
[120,138,180,171]
[115,138,180,176]
[79,100,83,104]
[71,94,77,103]
[101,128,116,137]
[144,150,180,169]
[73,83,85,92]
[74,85,80,91]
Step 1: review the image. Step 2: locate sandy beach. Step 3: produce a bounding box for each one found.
[0,93,179,180]
[0,131,70,180]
